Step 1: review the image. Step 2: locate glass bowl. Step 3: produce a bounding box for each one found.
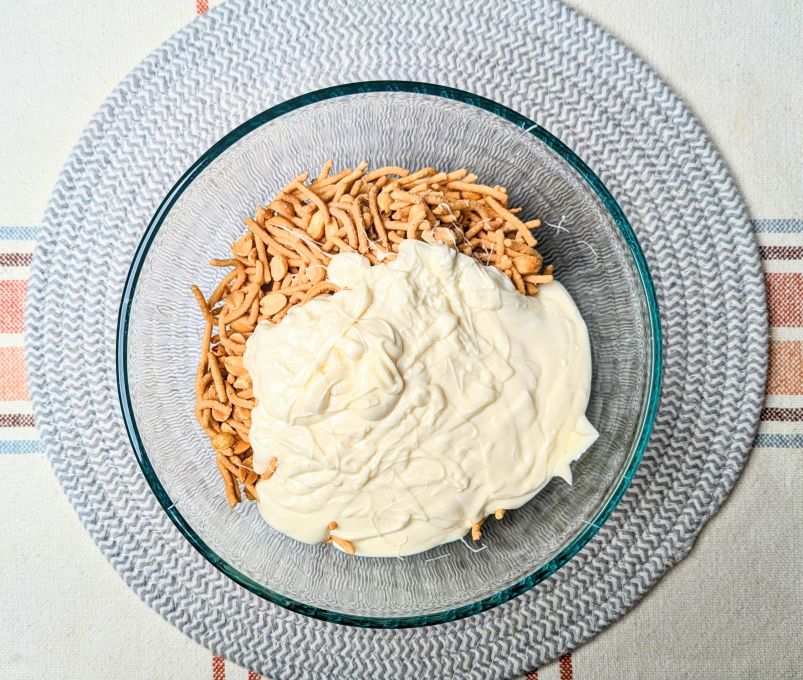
[117,81,661,628]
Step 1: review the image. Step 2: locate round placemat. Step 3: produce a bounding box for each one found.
[25,1,767,678]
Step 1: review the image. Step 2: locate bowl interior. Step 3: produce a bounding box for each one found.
[122,86,657,626]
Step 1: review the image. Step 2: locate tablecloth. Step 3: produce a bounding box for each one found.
[1,1,801,678]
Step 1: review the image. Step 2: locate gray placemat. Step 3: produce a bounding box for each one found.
[24,1,767,678]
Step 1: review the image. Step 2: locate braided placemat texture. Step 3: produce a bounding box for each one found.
[25,0,767,677]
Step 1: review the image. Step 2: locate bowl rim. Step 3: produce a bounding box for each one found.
[116,80,662,629]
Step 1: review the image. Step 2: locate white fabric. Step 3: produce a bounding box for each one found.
[1,1,801,678]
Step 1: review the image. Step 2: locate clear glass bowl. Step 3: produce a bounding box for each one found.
[117,82,661,628]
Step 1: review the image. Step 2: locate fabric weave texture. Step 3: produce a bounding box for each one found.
[23,1,767,678]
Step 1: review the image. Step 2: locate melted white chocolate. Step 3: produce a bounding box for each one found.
[244,240,598,557]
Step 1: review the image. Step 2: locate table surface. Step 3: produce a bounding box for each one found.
[1,1,801,678]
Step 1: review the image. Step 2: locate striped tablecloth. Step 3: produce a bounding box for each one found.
[2,1,801,677]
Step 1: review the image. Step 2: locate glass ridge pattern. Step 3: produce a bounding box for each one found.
[117,81,662,628]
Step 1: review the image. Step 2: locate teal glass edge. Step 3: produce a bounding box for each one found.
[116,80,662,629]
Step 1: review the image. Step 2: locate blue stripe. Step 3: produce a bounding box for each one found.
[754,433,803,449]
[752,219,803,234]
[0,440,40,454]
[0,226,39,240]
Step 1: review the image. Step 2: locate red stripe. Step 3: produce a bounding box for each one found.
[559,653,573,680]
[212,655,225,680]
[525,670,539,680]
[0,279,26,332]
[760,245,803,260]
[196,0,209,15]
[247,673,262,680]
[0,253,32,267]
[761,407,803,421]
[765,273,803,326]
[0,413,35,427]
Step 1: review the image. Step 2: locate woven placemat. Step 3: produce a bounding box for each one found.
[25,1,767,677]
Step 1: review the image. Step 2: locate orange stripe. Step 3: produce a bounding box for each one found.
[768,340,803,395]
[559,653,573,680]
[212,655,225,680]
[247,673,261,680]
[765,273,803,326]
[0,279,26,333]
[196,0,209,15]
[0,347,29,400]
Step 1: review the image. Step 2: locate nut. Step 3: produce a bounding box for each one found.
[233,438,251,455]
[512,254,542,274]
[223,355,245,375]
[307,210,326,241]
[233,374,252,390]
[230,317,253,333]
[233,406,251,423]
[231,234,253,257]
[260,292,288,317]
[211,432,235,451]
[269,254,288,280]
[227,289,245,309]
